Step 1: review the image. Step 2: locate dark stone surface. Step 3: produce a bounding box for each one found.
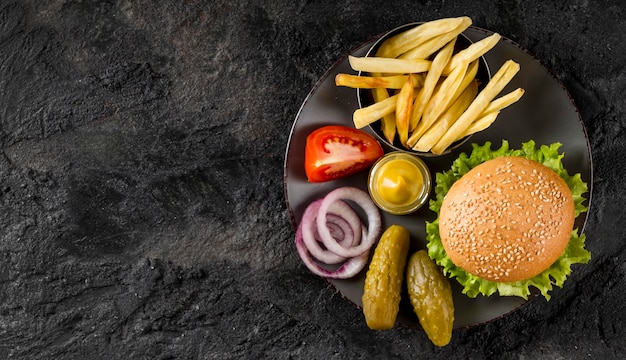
[0,0,624,359]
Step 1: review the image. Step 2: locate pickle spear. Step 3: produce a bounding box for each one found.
[362,224,410,330]
[406,250,455,346]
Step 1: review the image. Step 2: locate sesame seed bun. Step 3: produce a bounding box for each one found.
[438,156,575,283]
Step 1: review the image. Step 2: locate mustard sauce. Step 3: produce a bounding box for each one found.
[368,152,431,215]
[376,159,423,206]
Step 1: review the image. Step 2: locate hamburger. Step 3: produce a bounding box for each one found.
[426,140,590,300]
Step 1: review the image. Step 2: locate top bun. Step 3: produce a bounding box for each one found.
[439,156,575,282]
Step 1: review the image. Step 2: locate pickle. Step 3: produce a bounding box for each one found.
[406,250,454,346]
[362,224,410,330]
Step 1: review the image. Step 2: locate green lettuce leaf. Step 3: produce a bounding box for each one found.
[426,140,591,300]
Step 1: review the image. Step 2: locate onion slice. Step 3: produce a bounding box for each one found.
[316,187,382,258]
[295,222,370,279]
[294,186,382,279]
[300,199,361,264]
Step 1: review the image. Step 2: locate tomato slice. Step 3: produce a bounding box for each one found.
[304,125,384,182]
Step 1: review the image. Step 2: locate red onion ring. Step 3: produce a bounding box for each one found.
[320,216,347,244]
[316,187,382,258]
[301,199,362,264]
[295,222,370,279]
[294,186,382,279]
[326,200,363,245]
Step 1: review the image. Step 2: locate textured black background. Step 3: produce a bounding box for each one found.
[0,1,624,359]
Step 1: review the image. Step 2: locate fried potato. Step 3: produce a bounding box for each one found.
[458,111,500,139]
[354,93,399,129]
[335,73,424,89]
[396,75,414,146]
[410,59,479,146]
[448,59,479,101]
[412,80,478,152]
[408,60,468,147]
[421,85,524,150]
[348,56,431,74]
[408,38,456,132]
[448,88,524,141]
[430,59,520,154]
[376,17,471,58]
[339,17,524,154]
[371,88,397,143]
[481,87,525,114]
[399,19,472,60]
[442,33,501,75]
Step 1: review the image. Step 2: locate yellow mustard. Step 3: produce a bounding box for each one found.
[368,152,431,215]
[376,159,423,206]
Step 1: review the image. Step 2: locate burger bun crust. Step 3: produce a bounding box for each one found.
[438,156,575,283]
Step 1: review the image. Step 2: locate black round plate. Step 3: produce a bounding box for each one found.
[283,26,592,329]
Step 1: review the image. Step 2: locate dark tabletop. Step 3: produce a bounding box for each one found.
[1,1,624,359]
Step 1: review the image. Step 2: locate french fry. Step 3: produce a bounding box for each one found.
[450,59,479,100]
[376,17,471,58]
[372,88,397,143]
[442,33,501,75]
[409,60,477,149]
[335,73,424,89]
[407,60,469,147]
[413,80,478,152]
[457,111,501,140]
[410,60,480,147]
[399,18,472,60]
[396,75,414,146]
[431,59,520,154]
[408,59,480,147]
[343,17,524,154]
[353,93,399,129]
[348,56,431,74]
[480,87,525,115]
[398,32,451,60]
[365,70,408,143]
[448,88,524,142]
[408,39,456,132]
